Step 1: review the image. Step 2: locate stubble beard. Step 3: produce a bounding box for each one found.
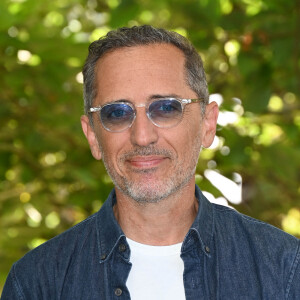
[100,135,202,204]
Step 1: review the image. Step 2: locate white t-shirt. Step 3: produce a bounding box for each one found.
[126,238,186,300]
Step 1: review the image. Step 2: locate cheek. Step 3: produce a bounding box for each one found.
[171,116,202,148]
[181,127,202,161]
[164,126,200,159]
[97,131,128,162]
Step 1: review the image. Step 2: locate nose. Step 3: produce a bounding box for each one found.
[130,107,159,147]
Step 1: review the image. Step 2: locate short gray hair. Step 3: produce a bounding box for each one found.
[83,25,209,125]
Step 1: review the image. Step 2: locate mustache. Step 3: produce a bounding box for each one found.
[120,146,173,161]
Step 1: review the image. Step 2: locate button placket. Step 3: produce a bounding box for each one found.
[205,246,210,253]
[114,288,123,296]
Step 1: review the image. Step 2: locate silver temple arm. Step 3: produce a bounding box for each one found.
[89,107,102,113]
[181,98,205,104]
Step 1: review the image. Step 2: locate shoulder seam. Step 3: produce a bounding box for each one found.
[213,204,271,226]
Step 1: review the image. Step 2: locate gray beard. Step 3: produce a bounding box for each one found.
[100,143,201,204]
[120,165,196,204]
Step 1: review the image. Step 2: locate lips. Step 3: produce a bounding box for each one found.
[127,155,167,169]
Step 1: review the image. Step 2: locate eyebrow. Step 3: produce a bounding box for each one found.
[102,99,131,105]
[149,94,181,100]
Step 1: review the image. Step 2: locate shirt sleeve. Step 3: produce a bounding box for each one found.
[286,240,300,300]
[1,265,25,300]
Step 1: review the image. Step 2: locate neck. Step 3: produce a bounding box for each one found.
[113,180,198,246]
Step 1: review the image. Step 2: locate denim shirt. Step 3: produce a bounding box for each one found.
[2,186,300,300]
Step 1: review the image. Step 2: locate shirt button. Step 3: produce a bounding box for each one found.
[119,243,126,252]
[205,246,210,253]
[115,288,122,296]
[100,254,107,260]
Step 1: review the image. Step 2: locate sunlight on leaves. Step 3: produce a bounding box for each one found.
[255,123,284,146]
[268,95,283,112]
[20,192,31,203]
[76,72,84,84]
[284,92,296,104]
[17,29,30,42]
[203,191,230,207]
[17,50,41,66]
[214,27,226,41]
[220,146,230,156]
[218,111,239,126]
[8,3,22,15]
[218,62,229,73]
[7,26,19,37]
[294,113,300,129]
[17,50,31,63]
[68,19,82,33]
[45,212,60,229]
[28,55,41,66]
[139,10,154,23]
[282,209,300,237]
[28,238,47,250]
[39,151,66,167]
[92,200,102,213]
[210,93,223,106]
[25,204,42,227]
[66,57,82,67]
[242,0,265,16]
[90,27,111,42]
[106,0,121,9]
[173,27,187,37]
[220,0,233,14]
[235,117,260,137]
[224,40,240,57]
[44,11,65,27]
[204,170,242,204]
[7,228,19,238]
[209,135,225,150]
[200,149,215,160]
[158,9,171,22]
[5,169,16,181]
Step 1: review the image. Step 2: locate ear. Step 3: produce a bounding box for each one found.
[201,101,219,148]
[80,115,102,160]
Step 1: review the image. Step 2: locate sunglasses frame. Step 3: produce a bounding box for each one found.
[89,97,204,132]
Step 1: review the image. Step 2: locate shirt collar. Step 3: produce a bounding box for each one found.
[182,185,214,257]
[96,185,214,261]
[96,190,126,263]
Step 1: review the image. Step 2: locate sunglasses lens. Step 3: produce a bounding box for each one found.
[100,103,134,132]
[149,99,182,127]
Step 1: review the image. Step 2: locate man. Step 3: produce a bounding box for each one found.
[1,25,299,299]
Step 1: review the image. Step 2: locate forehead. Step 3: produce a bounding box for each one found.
[94,44,194,103]
[97,43,185,71]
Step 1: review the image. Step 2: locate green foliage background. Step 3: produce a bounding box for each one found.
[1,0,300,292]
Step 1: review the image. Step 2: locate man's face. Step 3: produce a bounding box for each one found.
[81,44,218,203]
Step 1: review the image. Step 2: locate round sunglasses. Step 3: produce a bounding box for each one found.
[89,97,204,132]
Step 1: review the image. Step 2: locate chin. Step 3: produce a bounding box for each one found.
[121,175,192,204]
